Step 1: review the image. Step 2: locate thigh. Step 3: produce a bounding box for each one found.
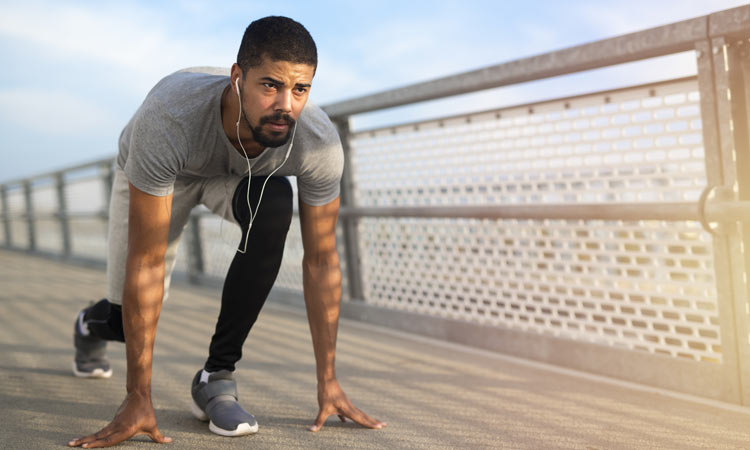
[200,175,245,223]
[106,169,201,303]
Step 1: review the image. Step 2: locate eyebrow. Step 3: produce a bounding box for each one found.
[260,77,311,88]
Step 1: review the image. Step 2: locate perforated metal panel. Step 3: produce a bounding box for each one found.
[352,80,704,207]
[349,79,722,363]
[274,219,350,302]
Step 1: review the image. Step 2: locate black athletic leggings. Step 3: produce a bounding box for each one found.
[205,175,293,371]
[89,176,293,373]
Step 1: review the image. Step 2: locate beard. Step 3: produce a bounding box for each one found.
[245,111,297,148]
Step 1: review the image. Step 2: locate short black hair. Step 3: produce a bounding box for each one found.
[237,16,317,73]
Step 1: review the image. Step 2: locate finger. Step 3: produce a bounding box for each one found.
[78,429,132,448]
[147,427,173,444]
[78,436,114,448]
[69,436,90,447]
[69,421,125,448]
[68,431,107,447]
[339,404,386,429]
[68,437,86,447]
[309,409,330,432]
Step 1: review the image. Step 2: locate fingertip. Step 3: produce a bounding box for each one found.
[309,425,319,432]
[370,421,386,429]
[156,436,172,443]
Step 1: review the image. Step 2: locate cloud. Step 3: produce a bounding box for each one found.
[0,2,234,95]
[0,88,120,136]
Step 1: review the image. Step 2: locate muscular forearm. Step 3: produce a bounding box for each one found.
[122,256,166,395]
[302,253,342,383]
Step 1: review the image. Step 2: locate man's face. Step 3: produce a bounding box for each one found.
[237,58,315,148]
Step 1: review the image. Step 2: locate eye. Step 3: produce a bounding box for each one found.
[294,86,309,95]
[262,82,277,90]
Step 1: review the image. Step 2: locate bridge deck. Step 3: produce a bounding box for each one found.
[0,249,748,449]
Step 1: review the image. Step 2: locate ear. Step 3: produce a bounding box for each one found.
[230,63,243,91]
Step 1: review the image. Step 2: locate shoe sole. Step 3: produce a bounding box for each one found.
[209,421,258,437]
[71,361,113,379]
[190,398,258,436]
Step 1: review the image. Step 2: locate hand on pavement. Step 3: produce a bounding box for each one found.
[67,390,172,448]
[310,378,386,432]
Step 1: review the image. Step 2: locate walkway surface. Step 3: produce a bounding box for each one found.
[1,249,749,450]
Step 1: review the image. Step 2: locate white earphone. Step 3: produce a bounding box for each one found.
[234,75,297,254]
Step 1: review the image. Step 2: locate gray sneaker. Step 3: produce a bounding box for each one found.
[72,303,112,379]
[190,369,258,436]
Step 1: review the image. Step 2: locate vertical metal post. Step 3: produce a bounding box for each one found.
[187,214,205,284]
[102,162,114,213]
[697,36,750,405]
[102,162,114,233]
[23,180,36,251]
[334,118,365,301]
[0,185,11,247]
[720,36,750,404]
[56,173,72,256]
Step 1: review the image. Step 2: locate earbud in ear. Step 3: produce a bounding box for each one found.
[235,78,240,95]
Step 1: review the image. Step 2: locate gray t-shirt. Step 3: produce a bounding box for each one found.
[117,67,343,206]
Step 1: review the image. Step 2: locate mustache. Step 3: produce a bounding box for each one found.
[259,112,295,128]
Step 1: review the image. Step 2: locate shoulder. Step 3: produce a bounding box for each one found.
[139,68,228,117]
[296,102,341,148]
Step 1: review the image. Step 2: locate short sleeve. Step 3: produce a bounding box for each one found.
[121,102,187,196]
[296,134,344,206]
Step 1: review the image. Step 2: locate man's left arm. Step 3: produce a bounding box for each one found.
[298,196,386,432]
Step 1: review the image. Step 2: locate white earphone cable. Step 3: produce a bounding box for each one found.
[235,78,296,254]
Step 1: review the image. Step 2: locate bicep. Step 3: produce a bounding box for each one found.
[127,182,173,263]
[299,196,340,262]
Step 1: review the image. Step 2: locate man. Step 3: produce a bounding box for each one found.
[68,16,385,448]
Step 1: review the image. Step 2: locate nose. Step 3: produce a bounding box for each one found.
[274,89,293,114]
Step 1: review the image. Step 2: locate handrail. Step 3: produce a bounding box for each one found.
[0,157,113,187]
[5,200,750,225]
[338,201,750,223]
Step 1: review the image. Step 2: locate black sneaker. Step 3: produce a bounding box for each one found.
[72,301,113,379]
[190,369,258,436]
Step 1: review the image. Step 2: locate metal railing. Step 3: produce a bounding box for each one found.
[2,5,750,405]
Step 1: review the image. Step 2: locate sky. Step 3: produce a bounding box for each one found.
[0,0,747,183]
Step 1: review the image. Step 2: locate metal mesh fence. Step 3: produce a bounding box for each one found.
[350,79,704,207]
[348,78,721,363]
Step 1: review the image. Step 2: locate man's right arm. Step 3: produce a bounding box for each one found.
[68,182,173,448]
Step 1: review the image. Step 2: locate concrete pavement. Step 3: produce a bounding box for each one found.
[1,249,749,449]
